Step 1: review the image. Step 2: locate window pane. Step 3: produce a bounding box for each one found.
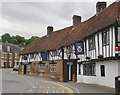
[83,63,95,76]
[118,27,120,42]
[100,65,105,77]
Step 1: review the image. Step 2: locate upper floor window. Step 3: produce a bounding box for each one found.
[88,36,95,50]
[118,27,120,43]
[52,50,58,57]
[102,29,109,45]
[30,54,34,59]
[22,55,28,60]
[7,46,10,52]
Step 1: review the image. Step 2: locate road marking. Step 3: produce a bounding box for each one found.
[48,87,50,89]
[62,90,65,93]
[52,90,55,93]
[56,90,58,93]
[41,80,74,93]
[28,90,32,92]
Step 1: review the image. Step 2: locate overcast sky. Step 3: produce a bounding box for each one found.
[0,0,116,39]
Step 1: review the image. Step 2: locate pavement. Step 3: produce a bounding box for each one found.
[2,68,115,94]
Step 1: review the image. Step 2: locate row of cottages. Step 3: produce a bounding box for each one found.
[0,42,20,68]
[19,1,120,88]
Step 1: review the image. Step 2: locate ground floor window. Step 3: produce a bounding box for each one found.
[50,64,56,72]
[83,63,95,76]
[41,64,45,72]
[100,65,105,77]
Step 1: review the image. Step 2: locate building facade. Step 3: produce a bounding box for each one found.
[0,43,20,68]
[19,1,120,88]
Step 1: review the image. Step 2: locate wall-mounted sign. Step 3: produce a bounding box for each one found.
[115,46,120,54]
[41,52,48,61]
[74,41,84,55]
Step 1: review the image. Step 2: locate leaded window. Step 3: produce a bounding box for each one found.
[88,36,95,50]
[83,63,95,76]
[50,64,56,72]
[118,27,120,42]
[102,29,109,45]
[41,64,45,72]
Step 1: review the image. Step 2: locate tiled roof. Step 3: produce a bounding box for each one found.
[20,1,120,55]
[2,43,20,53]
[20,26,72,54]
[62,1,120,46]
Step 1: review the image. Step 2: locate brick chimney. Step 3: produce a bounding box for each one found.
[73,15,81,27]
[96,2,107,14]
[47,26,53,35]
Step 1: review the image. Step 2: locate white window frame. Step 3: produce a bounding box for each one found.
[118,27,120,42]
[41,64,45,72]
[50,64,56,72]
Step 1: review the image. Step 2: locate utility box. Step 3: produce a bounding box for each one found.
[115,76,120,95]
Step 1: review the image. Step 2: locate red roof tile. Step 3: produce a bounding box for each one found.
[62,1,120,46]
[20,1,120,55]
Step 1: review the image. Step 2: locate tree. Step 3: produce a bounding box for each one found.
[25,36,39,45]
[10,36,18,45]
[2,33,11,43]
[15,35,25,45]
[1,33,39,47]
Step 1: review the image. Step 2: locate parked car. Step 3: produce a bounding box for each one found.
[13,65,18,71]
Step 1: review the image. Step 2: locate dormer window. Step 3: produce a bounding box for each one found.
[7,46,10,52]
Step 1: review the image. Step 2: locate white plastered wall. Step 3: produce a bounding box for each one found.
[77,60,119,88]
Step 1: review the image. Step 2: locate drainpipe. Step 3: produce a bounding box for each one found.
[61,47,64,82]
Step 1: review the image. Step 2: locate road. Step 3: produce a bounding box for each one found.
[2,69,115,94]
[2,69,76,93]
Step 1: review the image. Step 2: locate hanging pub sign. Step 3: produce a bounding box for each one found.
[115,46,120,54]
[74,41,84,55]
[41,52,48,61]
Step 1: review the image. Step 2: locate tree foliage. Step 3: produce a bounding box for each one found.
[1,33,39,47]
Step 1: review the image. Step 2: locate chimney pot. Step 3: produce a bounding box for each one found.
[73,15,81,27]
[47,26,53,35]
[96,2,107,14]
